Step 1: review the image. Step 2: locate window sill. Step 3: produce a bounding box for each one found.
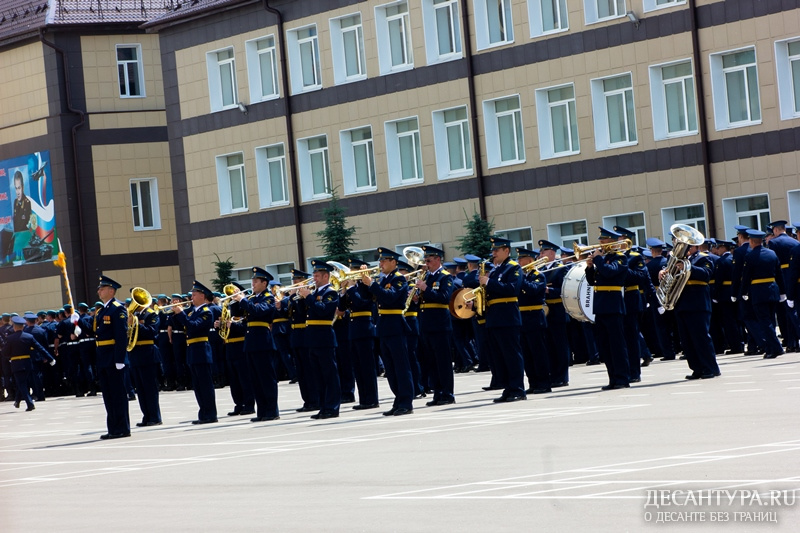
[381,63,414,76]
[655,130,699,141]
[120,94,146,99]
[596,140,638,152]
[643,1,686,14]
[437,169,474,180]
[530,27,569,39]
[335,74,368,86]
[584,14,626,26]
[255,93,281,103]
[488,158,526,169]
[261,201,290,209]
[476,39,515,52]
[133,226,161,232]
[427,52,463,66]
[540,150,580,161]
[389,178,424,188]
[293,84,323,95]
[714,120,762,132]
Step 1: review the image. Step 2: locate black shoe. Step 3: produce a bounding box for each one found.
[175,386,186,391]
[353,403,379,410]
[340,395,356,404]
[382,407,397,416]
[492,396,508,403]
[191,419,218,425]
[425,400,438,407]
[87,391,97,397]
[136,421,148,427]
[504,395,526,402]
[227,410,242,417]
[629,377,641,383]
[252,416,280,422]
[685,373,701,380]
[601,384,629,390]
[551,382,569,388]
[699,373,717,379]
[660,356,676,361]
[482,386,503,391]
[435,399,455,406]
[128,395,136,401]
[414,392,427,399]
[310,411,339,420]
[13,401,20,409]
[295,406,318,413]
[531,388,551,394]
[725,349,744,355]
[35,397,46,402]
[679,355,687,360]
[744,349,760,356]
[75,393,85,398]
[640,357,653,367]
[25,404,35,412]
[393,408,413,416]
[145,421,162,426]
[100,433,131,440]
[764,352,784,359]
[240,410,255,416]
[289,379,299,384]
[585,360,601,366]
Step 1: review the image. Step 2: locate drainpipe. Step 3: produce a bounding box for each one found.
[687,0,716,233]
[459,0,486,219]
[40,30,89,301]
[263,0,305,266]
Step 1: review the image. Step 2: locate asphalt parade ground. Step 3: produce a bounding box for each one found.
[2,353,800,532]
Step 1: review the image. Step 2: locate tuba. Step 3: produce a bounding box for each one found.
[127,287,152,351]
[656,224,705,311]
[402,246,426,311]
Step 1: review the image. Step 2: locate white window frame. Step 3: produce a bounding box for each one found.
[266,262,295,287]
[286,25,322,95]
[422,0,463,65]
[602,212,647,246]
[431,105,473,180]
[474,0,515,50]
[649,58,699,140]
[547,219,589,248]
[709,46,762,131]
[643,0,685,13]
[494,227,533,258]
[528,0,569,38]
[129,178,161,231]
[775,37,800,120]
[215,152,249,215]
[245,35,279,103]
[340,126,378,195]
[255,143,289,208]
[584,0,626,25]
[206,47,238,113]
[483,95,525,168]
[394,241,438,257]
[375,1,414,75]
[116,44,145,98]
[232,268,255,291]
[535,83,580,160]
[787,190,800,226]
[330,13,367,85]
[297,135,332,202]
[661,204,707,242]
[721,194,771,238]
[385,116,424,187]
[590,72,638,151]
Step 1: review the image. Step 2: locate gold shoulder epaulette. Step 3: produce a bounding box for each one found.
[509,260,519,266]
[111,301,122,307]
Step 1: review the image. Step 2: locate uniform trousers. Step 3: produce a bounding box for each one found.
[189,362,217,422]
[131,363,161,424]
[308,346,341,414]
[294,347,320,409]
[274,334,296,381]
[246,350,279,419]
[546,313,570,384]
[407,333,425,395]
[487,327,525,399]
[171,337,189,388]
[379,335,414,410]
[719,301,744,353]
[227,355,255,413]
[775,303,799,350]
[351,338,379,406]
[676,311,719,376]
[334,338,355,401]
[594,314,629,387]
[419,333,454,402]
[98,366,130,435]
[521,328,550,391]
[622,311,641,380]
[749,302,783,356]
[13,368,33,407]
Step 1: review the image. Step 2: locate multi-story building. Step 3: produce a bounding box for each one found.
[0,1,178,311]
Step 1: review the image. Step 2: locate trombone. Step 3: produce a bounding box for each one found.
[536,239,633,272]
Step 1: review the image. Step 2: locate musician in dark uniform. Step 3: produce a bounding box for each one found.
[167,293,189,390]
[23,312,50,401]
[287,269,319,412]
[614,227,649,382]
[364,247,414,416]
[416,245,456,406]
[296,260,341,419]
[154,294,175,390]
[586,228,629,390]
[713,240,744,354]
[94,275,131,439]
[55,303,81,397]
[173,281,218,424]
[231,268,279,422]
[464,254,492,379]
[2,315,55,410]
[341,258,380,410]
[538,240,570,387]
[397,260,425,399]
[731,225,762,355]
[480,237,525,403]
[270,281,296,383]
[741,229,787,359]
[516,247,549,394]
[642,238,675,361]
[218,282,254,416]
[128,294,162,427]
[767,220,800,353]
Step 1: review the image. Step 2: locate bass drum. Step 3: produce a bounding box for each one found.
[561,262,595,323]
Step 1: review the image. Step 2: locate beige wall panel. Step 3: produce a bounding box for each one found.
[0,276,64,314]
[88,111,167,130]
[0,43,48,130]
[81,34,165,112]
[0,120,48,146]
[105,266,181,296]
[92,142,176,255]
[191,228,298,282]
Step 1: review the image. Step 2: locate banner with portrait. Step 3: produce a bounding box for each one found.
[0,151,59,266]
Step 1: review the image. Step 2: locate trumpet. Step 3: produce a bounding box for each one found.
[152,299,191,313]
[521,256,551,274]
[275,279,313,296]
[572,239,632,258]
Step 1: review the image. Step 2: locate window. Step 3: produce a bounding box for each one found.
[206,48,238,112]
[246,36,279,103]
[341,126,377,194]
[266,263,295,287]
[602,212,646,246]
[385,117,424,187]
[584,0,625,25]
[709,47,761,130]
[297,135,332,201]
[375,1,413,74]
[474,0,514,49]
[775,38,800,120]
[422,0,462,64]
[547,220,588,248]
[255,143,289,208]
[129,178,160,230]
[535,84,579,159]
[529,0,569,37]
[649,60,698,140]
[330,14,367,84]
[287,25,321,94]
[788,190,800,225]
[117,44,144,98]
[591,73,637,150]
[232,269,254,291]
[432,106,473,179]
[494,227,533,258]
[722,194,770,237]
[350,249,383,267]
[661,204,706,242]
[394,241,438,257]
[643,0,684,13]
[215,153,248,215]
[483,95,525,167]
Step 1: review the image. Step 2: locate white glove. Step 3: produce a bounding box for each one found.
[780,294,787,302]
[115,363,125,370]
[742,295,749,301]
[49,359,56,367]
[657,307,665,315]
[788,300,795,309]
[712,299,718,304]
[731,296,737,302]
[646,303,650,308]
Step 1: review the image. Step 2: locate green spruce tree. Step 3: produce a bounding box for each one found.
[457,207,494,258]
[315,188,357,263]
[210,253,236,292]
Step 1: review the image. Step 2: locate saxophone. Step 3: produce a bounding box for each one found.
[656,224,706,310]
